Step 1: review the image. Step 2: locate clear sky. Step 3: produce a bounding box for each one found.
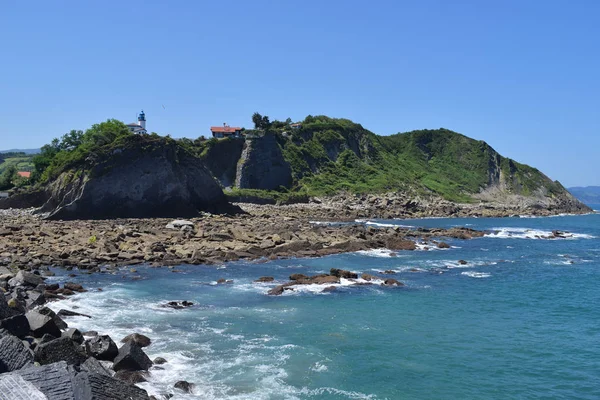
[1,0,598,186]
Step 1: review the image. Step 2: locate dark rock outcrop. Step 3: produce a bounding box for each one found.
[121,333,151,348]
[34,336,87,365]
[112,341,153,372]
[0,314,30,338]
[26,310,62,338]
[39,135,232,220]
[174,380,195,393]
[85,335,118,361]
[235,133,293,191]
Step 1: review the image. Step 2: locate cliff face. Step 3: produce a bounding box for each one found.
[40,136,229,220]
[235,134,292,191]
[198,117,590,214]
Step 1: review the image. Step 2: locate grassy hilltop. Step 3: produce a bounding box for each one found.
[12,115,574,210]
[196,115,567,204]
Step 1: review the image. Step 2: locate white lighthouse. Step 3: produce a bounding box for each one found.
[138,110,146,130]
[126,110,147,134]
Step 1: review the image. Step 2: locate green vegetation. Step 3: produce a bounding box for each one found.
[31,119,133,183]
[22,113,566,206]
[205,114,567,203]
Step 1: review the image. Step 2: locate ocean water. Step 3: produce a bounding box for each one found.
[47,210,600,399]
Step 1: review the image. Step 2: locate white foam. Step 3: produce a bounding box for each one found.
[355,219,414,228]
[278,277,384,295]
[461,271,491,278]
[310,362,328,372]
[355,249,402,258]
[485,227,595,240]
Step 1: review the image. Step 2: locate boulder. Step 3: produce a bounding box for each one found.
[383,278,404,286]
[330,268,358,279]
[267,285,285,296]
[113,341,153,372]
[0,373,48,399]
[321,286,337,293]
[437,241,451,249]
[361,273,376,281]
[0,314,30,338]
[38,333,58,346]
[307,275,340,285]
[0,334,34,372]
[458,260,468,265]
[0,293,14,319]
[34,336,87,365]
[63,328,84,344]
[25,290,46,310]
[37,306,68,330]
[80,356,111,377]
[289,274,308,281]
[254,276,274,282]
[57,309,92,319]
[7,270,44,288]
[85,334,118,361]
[1,360,149,400]
[26,310,62,338]
[153,357,168,365]
[216,278,233,284]
[121,333,151,348]
[114,369,148,384]
[162,301,194,309]
[63,282,85,292]
[174,380,195,393]
[385,238,417,251]
[165,220,195,230]
[74,371,150,400]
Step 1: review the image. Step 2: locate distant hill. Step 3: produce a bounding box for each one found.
[0,148,40,154]
[568,186,600,205]
[197,116,583,208]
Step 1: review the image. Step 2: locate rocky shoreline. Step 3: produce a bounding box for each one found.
[0,204,490,272]
[0,270,161,399]
[0,198,591,398]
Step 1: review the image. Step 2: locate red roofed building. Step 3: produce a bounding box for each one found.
[210,124,243,139]
[17,171,31,179]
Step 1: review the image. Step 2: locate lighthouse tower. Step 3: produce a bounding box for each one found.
[138,110,146,130]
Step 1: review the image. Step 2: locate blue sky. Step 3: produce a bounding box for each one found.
[1,0,598,186]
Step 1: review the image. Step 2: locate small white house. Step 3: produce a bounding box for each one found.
[127,110,147,134]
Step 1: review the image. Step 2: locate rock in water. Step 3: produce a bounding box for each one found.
[0,334,34,372]
[174,380,195,393]
[39,135,230,219]
[330,268,358,279]
[85,335,118,361]
[112,341,153,372]
[121,333,151,348]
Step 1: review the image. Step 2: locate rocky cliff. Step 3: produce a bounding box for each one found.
[198,116,590,214]
[235,133,292,191]
[38,136,229,219]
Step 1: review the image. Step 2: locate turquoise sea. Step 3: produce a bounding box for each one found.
[48,208,600,399]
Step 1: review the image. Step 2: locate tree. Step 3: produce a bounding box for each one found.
[252,112,271,130]
[0,165,17,191]
[59,130,84,151]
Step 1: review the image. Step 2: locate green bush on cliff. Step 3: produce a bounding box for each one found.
[32,119,133,182]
